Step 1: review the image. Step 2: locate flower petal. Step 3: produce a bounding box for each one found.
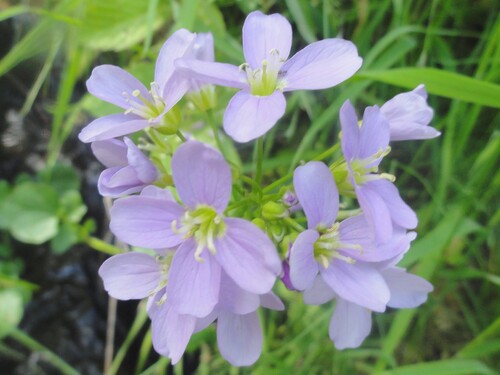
[123,137,158,183]
[217,311,262,367]
[91,139,128,168]
[78,114,148,143]
[86,65,151,110]
[154,29,196,91]
[98,253,161,300]
[242,11,292,69]
[366,179,418,229]
[215,218,281,294]
[293,161,339,229]
[167,238,221,317]
[171,141,231,212]
[329,298,372,350]
[382,267,433,308]
[110,196,184,248]
[303,276,336,305]
[175,59,248,89]
[289,229,320,291]
[219,271,260,315]
[358,106,390,164]
[381,85,439,141]
[321,260,390,312]
[339,100,360,162]
[259,292,285,311]
[140,185,175,201]
[223,90,286,143]
[356,184,393,244]
[98,166,144,197]
[282,39,362,92]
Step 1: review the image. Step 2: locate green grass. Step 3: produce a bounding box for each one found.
[0,0,498,374]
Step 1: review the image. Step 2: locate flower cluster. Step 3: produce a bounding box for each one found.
[80,10,440,367]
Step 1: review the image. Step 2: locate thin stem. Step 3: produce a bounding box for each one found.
[85,237,122,255]
[9,328,79,375]
[313,142,340,162]
[283,217,305,232]
[253,138,264,197]
[206,110,226,157]
[176,130,187,142]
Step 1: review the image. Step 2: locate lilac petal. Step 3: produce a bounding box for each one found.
[123,137,157,183]
[293,161,339,229]
[382,267,433,308]
[86,65,151,110]
[150,299,196,364]
[167,238,221,317]
[356,184,393,244]
[78,114,149,143]
[289,229,320,291]
[98,253,161,300]
[381,85,439,141]
[191,32,214,62]
[367,179,418,229]
[329,298,372,350]
[282,39,362,92]
[193,308,218,333]
[219,272,260,315]
[215,218,281,294]
[259,292,285,311]
[321,260,390,312]
[217,311,262,367]
[91,139,128,168]
[358,106,390,164]
[154,29,196,92]
[171,141,231,212]
[110,196,184,248]
[303,276,336,305]
[339,100,360,162]
[223,90,286,143]
[175,59,248,89]
[242,11,292,69]
[140,185,175,201]
[97,166,144,197]
[158,74,191,116]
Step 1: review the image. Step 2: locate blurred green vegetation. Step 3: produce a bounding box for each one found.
[0,0,498,374]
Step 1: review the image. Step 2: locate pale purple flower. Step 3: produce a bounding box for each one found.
[91,137,157,197]
[79,29,198,143]
[381,85,440,141]
[339,100,418,243]
[109,141,282,318]
[288,161,411,311]
[176,11,362,142]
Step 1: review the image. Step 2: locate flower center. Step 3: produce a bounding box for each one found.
[172,205,227,262]
[313,223,360,268]
[241,49,286,96]
[123,82,166,122]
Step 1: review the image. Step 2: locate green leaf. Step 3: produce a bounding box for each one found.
[39,164,80,194]
[357,68,500,108]
[374,359,495,375]
[51,223,79,254]
[60,190,87,224]
[0,289,24,339]
[3,182,60,244]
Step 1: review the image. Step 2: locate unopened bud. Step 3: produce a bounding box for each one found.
[262,201,288,220]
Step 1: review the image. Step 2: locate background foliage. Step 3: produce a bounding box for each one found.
[0,0,498,374]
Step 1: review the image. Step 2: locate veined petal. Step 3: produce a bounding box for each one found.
[191,32,214,62]
[86,65,151,110]
[215,218,281,294]
[282,39,362,92]
[242,11,292,69]
[91,139,128,168]
[150,298,196,364]
[367,179,418,229]
[175,59,248,89]
[171,141,232,213]
[321,260,390,312]
[78,114,148,143]
[167,238,221,317]
[223,90,286,143]
[219,271,260,315]
[123,137,157,183]
[382,267,433,308]
[356,184,393,244]
[154,29,197,91]
[289,229,320,291]
[97,166,144,197]
[329,298,372,350]
[110,196,184,248]
[358,106,390,165]
[140,185,175,201]
[260,292,285,311]
[293,161,339,229]
[98,253,161,300]
[303,276,336,305]
[217,311,262,367]
[339,100,360,162]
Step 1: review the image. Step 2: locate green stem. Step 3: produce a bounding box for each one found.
[176,130,187,142]
[283,217,305,232]
[85,237,122,255]
[253,138,264,196]
[313,142,340,161]
[206,110,226,157]
[9,328,79,375]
